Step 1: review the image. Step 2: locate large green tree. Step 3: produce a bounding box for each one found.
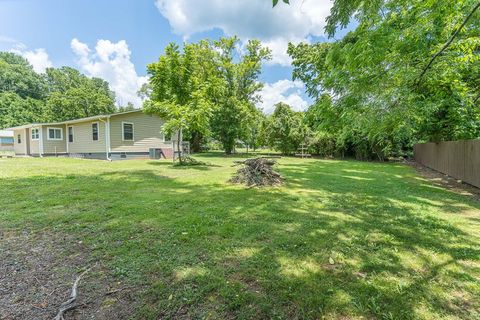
[262,102,308,155]
[144,37,271,156]
[241,107,265,152]
[44,67,115,121]
[0,52,118,129]
[144,41,219,162]
[211,37,271,154]
[285,0,480,159]
[0,93,45,129]
[0,52,47,100]
[0,52,47,128]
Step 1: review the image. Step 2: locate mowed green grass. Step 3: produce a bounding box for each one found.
[1,153,479,319]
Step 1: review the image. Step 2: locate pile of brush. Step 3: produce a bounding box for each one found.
[230,157,284,186]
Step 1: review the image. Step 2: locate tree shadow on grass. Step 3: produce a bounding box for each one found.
[195,151,281,159]
[147,160,222,171]
[1,160,479,319]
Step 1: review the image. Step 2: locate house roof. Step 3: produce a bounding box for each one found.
[3,109,143,130]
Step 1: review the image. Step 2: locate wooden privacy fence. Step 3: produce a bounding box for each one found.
[414,140,480,188]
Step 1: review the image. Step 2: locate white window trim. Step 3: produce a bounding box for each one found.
[68,126,74,143]
[92,122,99,141]
[47,127,63,141]
[31,128,39,140]
[122,121,134,141]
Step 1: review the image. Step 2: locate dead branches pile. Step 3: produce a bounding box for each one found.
[230,157,284,186]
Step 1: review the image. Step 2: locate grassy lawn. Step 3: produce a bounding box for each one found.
[1,153,479,319]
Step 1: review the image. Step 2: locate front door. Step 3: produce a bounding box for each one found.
[25,128,30,155]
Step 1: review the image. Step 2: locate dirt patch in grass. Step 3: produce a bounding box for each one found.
[0,230,142,319]
[409,161,480,201]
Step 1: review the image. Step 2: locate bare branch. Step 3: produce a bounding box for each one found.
[54,268,90,320]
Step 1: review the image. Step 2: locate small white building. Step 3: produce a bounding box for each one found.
[4,110,180,160]
[0,130,14,152]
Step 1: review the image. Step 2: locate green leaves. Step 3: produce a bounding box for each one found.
[262,103,307,155]
[272,0,289,7]
[145,37,271,155]
[0,52,116,128]
[44,67,115,121]
[288,0,480,159]
[145,39,220,151]
[210,38,271,154]
[0,92,45,129]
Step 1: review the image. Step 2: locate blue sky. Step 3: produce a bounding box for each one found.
[0,0,349,113]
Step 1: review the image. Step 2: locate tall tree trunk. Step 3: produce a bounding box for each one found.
[223,137,234,155]
[190,131,202,153]
[177,130,183,165]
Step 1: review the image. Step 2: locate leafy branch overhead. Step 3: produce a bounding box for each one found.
[416,1,480,85]
[287,0,480,159]
[272,0,289,7]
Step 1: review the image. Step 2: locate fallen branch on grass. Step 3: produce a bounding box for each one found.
[54,268,90,320]
[230,158,284,186]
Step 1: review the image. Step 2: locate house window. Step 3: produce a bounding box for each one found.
[92,123,99,141]
[0,137,13,146]
[31,128,39,140]
[47,127,62,140]
[68,126,74,143]
[17,134,21,144]
[122,122,134,141]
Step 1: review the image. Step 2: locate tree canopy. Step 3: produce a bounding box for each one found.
[3,0,480,159]
[144,41,218,162]
[210,37,271,154]
[286,0,480,159]
[262,103,307,155]
[0,53,116,129]
[0,52,47,128]
[143,37,271,155]
[44,67,115,122]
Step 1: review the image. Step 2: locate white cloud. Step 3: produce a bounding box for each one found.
[262,37,311,66]
[258,79,309,113]
[71,38,148,107]
[2,35,52,73]
[22,49,53,73]
[10,47,53,73]
[155,0,331,66]
[0,35,18,44]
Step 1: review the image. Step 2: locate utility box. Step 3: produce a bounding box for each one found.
[149,148,165,159]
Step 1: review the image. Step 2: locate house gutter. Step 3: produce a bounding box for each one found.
[24,128,28,156]
[39,125,44,157]
[98,116,111,161]
[65,124,69,154]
